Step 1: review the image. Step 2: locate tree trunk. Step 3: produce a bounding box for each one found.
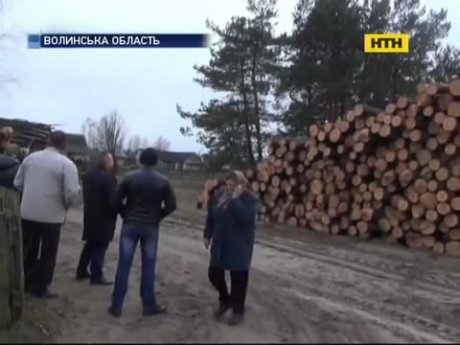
[251,53,263,162]
[240,61,255,166]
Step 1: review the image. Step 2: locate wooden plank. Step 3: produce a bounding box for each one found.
[0,205,11,328]
[0,187,23,329]
[8,214,24,322]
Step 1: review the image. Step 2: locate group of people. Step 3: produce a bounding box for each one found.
[0,128,258,326]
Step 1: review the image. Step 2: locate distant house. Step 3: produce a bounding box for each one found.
[116,152,128,167]
[66,133,89,168]
[134,149,204,171]
[157,150,203,171]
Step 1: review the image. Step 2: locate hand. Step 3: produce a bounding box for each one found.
[232,185,243,199]
[204,238,210,249]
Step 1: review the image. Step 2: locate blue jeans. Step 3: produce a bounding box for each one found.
[111,222,159,311]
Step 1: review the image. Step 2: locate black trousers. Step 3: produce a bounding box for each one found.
[76,241,109,282]
[208,266,249,314]
[22,219,61,296]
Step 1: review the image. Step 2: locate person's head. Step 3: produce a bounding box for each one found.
[225,170,248,194]
[91,152,114,171]
[0,127,13,152]
[139,147,158,167]
[48,130,67,153]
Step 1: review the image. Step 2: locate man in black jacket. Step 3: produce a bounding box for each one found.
[109,148,177,317]
[76,152,117,285]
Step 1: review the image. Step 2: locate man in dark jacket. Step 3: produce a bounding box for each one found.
[109,148,177,318]
[76,152,117,285]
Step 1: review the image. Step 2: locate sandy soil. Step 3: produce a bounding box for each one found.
[3,178,460,343]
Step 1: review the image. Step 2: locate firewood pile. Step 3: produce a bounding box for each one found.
[196,178,219,209]
[245,79,460,257]
[0,118,53,151]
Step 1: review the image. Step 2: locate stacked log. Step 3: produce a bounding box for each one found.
[0,118,52,151]
[196,178,219,209]
[245,79,460,257]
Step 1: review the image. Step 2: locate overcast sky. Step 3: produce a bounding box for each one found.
[0,0,458,153]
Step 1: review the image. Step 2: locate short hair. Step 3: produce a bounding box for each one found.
[90,151,111,169]
[139,147,158,166]
[48,130,67,149]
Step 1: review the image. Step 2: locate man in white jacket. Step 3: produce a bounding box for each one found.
[14,130,81,298]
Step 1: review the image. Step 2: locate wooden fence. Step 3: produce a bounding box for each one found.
[0,187,24,329]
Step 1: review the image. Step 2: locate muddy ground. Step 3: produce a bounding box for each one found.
[2,176,460,343]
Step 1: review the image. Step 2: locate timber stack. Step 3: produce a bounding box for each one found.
[245,79,460,257]
[0,118,53,153]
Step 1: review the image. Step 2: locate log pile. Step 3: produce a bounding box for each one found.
[196,178,219,209]
[246,79,460,257]
[0,118,53,151]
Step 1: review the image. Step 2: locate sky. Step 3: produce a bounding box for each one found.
[0,0,459,154]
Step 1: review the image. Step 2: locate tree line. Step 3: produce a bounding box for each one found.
[82,111,171,169]
[177,0,460,170]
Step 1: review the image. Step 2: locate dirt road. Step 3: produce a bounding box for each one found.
[8,203,458,344]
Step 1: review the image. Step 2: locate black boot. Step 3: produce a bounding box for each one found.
[91,278,113,286]
[31,289,59,299]
[143,304,167,316]
[76,270,90,281]
[213,303,231,320]
[227,312,244,326]
[108,306,122,318]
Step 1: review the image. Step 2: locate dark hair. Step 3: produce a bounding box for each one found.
[48,130,67,149]
[139,147,158,166]
[90,151,111,170]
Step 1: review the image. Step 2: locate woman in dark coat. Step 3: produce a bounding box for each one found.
[76,152,117,285]
[204,170,258,326]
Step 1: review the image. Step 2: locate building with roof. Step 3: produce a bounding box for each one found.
[65,133,89,169]
[134,149,204,171]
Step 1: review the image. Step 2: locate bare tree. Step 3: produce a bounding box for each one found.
[82,117,99,149]
[83,110,128,170]
[153,136,171,151]
[132,135,142,151]
[124,135,142,157]
[125,137,133,153]
[141,137,149,148]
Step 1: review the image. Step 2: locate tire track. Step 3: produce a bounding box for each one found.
[163,217,460,297]
[161,219,460,342]
[47,208,460,343]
